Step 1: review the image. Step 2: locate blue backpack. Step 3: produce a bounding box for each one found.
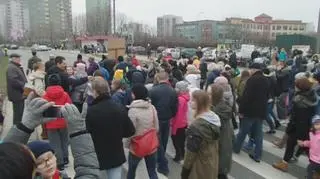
[97,63,110,81]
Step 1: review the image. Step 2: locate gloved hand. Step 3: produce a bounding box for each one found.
[181,167,191,179]
[21,92,55,130]
[61,103,87,134]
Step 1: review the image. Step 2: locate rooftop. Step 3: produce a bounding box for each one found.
[256,13,272,18]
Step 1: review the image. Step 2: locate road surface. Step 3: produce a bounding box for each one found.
[0,49,308,179]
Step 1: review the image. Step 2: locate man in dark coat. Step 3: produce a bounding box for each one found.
[86,77,135,177]
[149,71,178,176]
[6,53,27,125]
[73,54,86,68]
[45,54,55,73]
[47,56,88,93]
[27,50,41,75]
[234,63,269,162]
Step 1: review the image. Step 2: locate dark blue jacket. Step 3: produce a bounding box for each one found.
[149,82,178,121]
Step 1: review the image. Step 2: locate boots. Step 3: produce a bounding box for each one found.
[273,160,288,172]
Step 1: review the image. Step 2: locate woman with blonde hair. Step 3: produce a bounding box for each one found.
[181,90,220,179]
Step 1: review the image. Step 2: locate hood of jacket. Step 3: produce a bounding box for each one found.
[45,86,65,100]
[198,111,221,127]
[293,89,318,108]
[185,74,200,88]
[223,89,234,107]
[29,70,46,81]
[129,99,151,109]
[212,100,233,121]
[179,92,190,102]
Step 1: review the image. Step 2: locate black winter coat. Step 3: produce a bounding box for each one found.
[6,61,27,102]
[239,71,269,119]
[150,82,178,121]
[286,90,317,140]
[86,95,135,169]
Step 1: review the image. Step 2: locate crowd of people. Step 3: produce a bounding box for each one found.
[0,48,320,179]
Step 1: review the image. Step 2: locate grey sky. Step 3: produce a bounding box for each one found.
[72,0,320,29]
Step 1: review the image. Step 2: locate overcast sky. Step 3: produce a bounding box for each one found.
[72,0,320,29]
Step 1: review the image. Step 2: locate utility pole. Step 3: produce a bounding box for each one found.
[113,0,116,35]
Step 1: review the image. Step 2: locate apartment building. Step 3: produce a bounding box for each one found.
[157,15,183,37]
[86,0,112,35]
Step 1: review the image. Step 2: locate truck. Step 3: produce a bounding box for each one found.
[276,34,317,52]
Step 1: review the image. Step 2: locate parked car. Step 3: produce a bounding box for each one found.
[10,44,19,50]
[181,48,197,59]
[133,46,146,55]
[32,44,51,51]
[162,48,181,59]
[157,46,166,53]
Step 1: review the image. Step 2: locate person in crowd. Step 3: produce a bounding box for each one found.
[297,115,320,179]
[181,90,220,179]
[171,81,189,163]
[28,62,46,97]
[185,64,201,89]
[273,77,317,171]
[99,54,116,80]
[111,79,127,106]
[27,49,41,75]
[3,92,104,178]
[275,62,291,120]
[263,68,281,134]
[126,66,147,86]
[192,56,200,69]
[27,140,65,179]
[169,60,184,81]
[199,58,208,89]
[211,82,233,179]
[196,46,203,59]
[251,49,260,61]
[87,56,99,76]
[146,44,152,59]
[131,54,140,68]
[6,53,27,125]
[279,48,288,66]
[115,56,129,73]
[43,73,72,171]
[47,56,89,93]
[45,54,56,73]
[160,61,178,88]
[205,63,222,91]
[126,84,159,179]
[234,63,269,162]
[73,54,86,68]
[177,54,188,75]
[85,77,135,179]
[149,71,178,176]
[236,70,250,103]
[70,63,88,112]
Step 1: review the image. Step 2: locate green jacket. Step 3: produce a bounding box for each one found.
[183,111,220,179]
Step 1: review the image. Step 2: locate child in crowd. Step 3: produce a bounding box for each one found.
[111,79,127,106]
[171,81,190,162]
[43,73,72,171]
[297,115,320,179]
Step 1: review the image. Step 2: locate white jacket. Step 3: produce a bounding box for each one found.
[28,70,46,97]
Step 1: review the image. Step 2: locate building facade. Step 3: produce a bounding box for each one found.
[86,0,112,35]
[318,9,320,33]
[6,0,26,41]
[27,0,72,43]
[0,1,6,39]
[175,20,216,43]
[157,15,183,37]
[226,13,309,43]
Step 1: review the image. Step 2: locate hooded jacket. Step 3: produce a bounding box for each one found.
[43,86,71,129]
[171,92,190,135]
[70,66,88,103]
[112,91,126,106]
[185,74,201,89]
[28,70,46,97]
[286,89,317,139]
[183,111,220,179]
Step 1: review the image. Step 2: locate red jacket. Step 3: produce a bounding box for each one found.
[131,57,140,67]
[171,92,190,135]
[43,86,71,129]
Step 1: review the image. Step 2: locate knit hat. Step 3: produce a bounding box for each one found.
[295,72,307,80]
[312,115,320,124]
[27,141,54,158]
[249,63,263,70]
[175,81,189,92]
[131,84,149,100]
[186,65,200,74]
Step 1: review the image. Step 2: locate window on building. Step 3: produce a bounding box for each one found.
[293,26,298,31]
[272,26,275,30]
[219,33,223,39]
[289,26,292,30]
[300,26,305,31]
[264,25,269,30]
[283,26,288,30]
[276,25,281,30]
[246,24,250,28]
[272,32,275,37]
[283,32,287,35]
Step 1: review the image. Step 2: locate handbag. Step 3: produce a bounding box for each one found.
[131,106,159,158]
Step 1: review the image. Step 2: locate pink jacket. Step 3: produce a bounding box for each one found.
[171,92,190,135]
[302,131,320,164]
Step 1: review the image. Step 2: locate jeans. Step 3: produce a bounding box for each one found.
[307,160,320,179]
[127,152,158,179]
[105,166,122,179]
[47,128,69,167]
[157,120,170,173]
[233,117,263,160]
[266,102,278,131]
[12,100,24,125]
[171,127,186,160]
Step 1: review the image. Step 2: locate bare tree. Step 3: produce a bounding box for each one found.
[116,13,130,36]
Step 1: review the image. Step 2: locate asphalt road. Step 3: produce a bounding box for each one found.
[1,49,307,179]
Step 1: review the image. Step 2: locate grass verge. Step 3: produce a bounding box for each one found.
[0,56,8,95]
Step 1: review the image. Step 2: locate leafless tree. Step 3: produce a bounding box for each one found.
[116,13,130,37]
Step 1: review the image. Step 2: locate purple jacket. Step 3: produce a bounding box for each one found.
[87,61,99,76]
